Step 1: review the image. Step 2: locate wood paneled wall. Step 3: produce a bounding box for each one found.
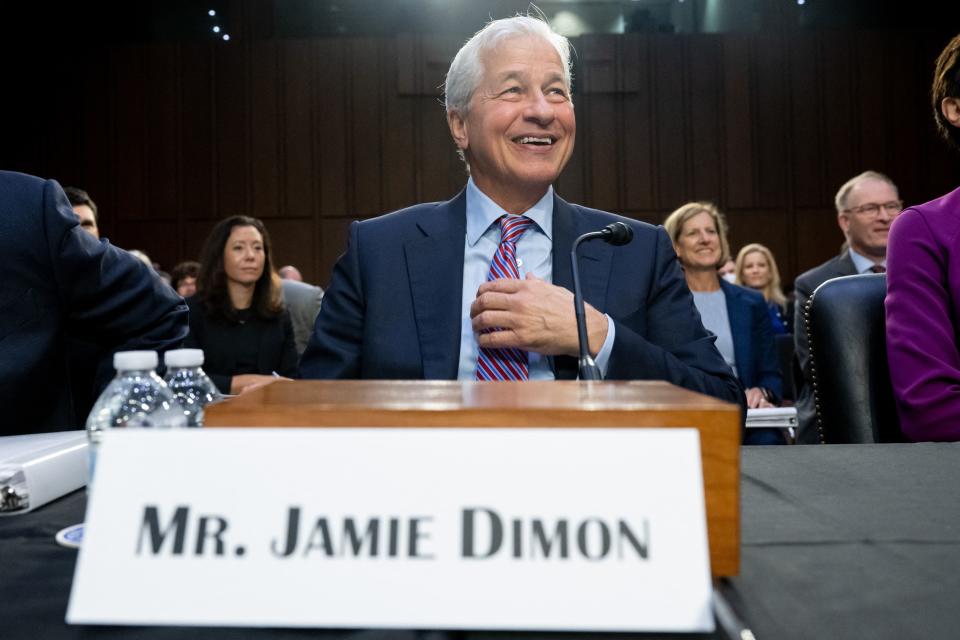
[4,29,957,288]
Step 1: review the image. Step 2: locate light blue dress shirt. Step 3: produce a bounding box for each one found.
[457,178,615,380]
[848,247,886,274]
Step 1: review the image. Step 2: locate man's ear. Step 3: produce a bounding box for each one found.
[447,110,468,151]
[837,212,851,235]
[942,97,960,128]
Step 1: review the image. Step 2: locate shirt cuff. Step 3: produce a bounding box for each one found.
[594,314,616,377]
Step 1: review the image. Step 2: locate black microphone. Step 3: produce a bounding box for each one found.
[570,222,635,380]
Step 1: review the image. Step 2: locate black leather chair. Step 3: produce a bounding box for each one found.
[804,273,902,443]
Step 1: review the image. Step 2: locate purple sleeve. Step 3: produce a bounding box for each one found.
[886,208,960,441]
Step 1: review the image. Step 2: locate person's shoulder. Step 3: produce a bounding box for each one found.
[896,186,960,237]
[795,253,848,289]
[280,278,322,296]
[0,170,46,192]
[356,193,462,233]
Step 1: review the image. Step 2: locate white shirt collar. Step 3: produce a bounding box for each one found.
[848,247,886,273]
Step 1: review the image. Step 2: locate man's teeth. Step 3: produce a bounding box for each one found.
[518,137,553,145]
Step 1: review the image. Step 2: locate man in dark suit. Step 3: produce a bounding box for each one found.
[793,170,901,443]
[300,16,742,409]
[0,171,188,434]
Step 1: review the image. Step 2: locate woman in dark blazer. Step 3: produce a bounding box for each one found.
[186,215,297,395]
[664,202,784,445]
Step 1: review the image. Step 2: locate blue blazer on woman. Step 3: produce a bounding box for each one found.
[719,279,783,399]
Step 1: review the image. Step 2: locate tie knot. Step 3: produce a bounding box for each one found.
[498,215,533,245]
[870,264,886,274]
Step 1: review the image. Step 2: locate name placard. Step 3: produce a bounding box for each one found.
[68,428,713,632]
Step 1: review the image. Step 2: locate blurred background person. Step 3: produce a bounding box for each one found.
[170,260,200,298]
[665,202,784,445]
[281,278,324,357]
[793,170,901,443]
[735,243,790,334]
[717,257,737,283]
[64,186,99,238]
[279,265,303,281]
[186,215,297,395]
[886,32,960,442]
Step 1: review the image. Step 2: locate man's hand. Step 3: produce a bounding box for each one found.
[470,273,608,357]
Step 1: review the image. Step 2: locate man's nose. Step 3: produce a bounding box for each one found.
[524,91,556,124]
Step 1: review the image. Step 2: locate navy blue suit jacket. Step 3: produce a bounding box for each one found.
[0,171,188,433]
[719,279,783,399]
[300,191,743,409]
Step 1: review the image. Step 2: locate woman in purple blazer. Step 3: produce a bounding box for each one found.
[886,33,960,441]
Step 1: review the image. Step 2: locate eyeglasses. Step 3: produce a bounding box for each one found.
[842,201,903,217]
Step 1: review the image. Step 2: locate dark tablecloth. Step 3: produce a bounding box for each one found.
[3,443,959,639]
[726,442,960,639]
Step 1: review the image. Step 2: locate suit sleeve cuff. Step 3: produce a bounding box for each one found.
[594,314,616,377]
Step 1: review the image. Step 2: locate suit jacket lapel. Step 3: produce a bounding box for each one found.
[405,191,467,379]
[837,250,858,277]
[551,195,614,379]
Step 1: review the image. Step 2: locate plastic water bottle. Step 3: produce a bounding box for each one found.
[163,348,220,427]
[85,350,187,486]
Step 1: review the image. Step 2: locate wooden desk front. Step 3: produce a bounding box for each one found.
[206,380,741,576]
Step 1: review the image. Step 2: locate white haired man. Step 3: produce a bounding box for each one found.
[793,170,902,443]
[300,16,742,412]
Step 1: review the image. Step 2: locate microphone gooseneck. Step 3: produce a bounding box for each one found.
[570,222,635,381]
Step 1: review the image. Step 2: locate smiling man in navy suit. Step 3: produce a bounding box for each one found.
[300,15,742,409]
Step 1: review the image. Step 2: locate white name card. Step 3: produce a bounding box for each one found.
[68,428,713,632]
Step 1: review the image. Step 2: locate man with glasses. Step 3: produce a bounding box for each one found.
[793,170,902,443]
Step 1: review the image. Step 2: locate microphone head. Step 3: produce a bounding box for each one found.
[602,222,634,246]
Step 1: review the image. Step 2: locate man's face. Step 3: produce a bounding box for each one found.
[176,276,197,298]
[838,178,900,259]
[447,36,575,209]
[73,204,99,239]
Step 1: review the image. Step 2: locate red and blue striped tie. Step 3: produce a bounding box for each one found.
[476,215,534,381]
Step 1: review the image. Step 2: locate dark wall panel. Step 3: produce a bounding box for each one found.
[250,40,281,218]
[722,36,754,210]
[316,39,348,218]
[15,29,957,292]
[652,35,687,212]
[179,44,215,222]
[213,42,249,217]
[282,40,317,221]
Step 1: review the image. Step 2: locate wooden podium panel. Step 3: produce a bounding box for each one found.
[206,380,741,576]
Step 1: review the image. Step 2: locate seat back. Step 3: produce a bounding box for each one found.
[804,273,902,443]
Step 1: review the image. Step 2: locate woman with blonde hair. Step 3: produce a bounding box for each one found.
[664,202,784,444]
[735,243,789,334]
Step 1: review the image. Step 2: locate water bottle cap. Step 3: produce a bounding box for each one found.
[164,348,205,368]
[113,350,158,371]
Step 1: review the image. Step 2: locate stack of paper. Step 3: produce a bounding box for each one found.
[746,407,798,428]
[0,431,87,515]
